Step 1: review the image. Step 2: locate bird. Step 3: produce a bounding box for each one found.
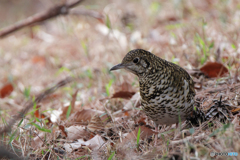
[110,49,196,144]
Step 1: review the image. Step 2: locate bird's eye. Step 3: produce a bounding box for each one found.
[133,57,139,63]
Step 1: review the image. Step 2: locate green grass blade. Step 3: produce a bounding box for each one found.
[108,151,115,160]
[137,127,141,150]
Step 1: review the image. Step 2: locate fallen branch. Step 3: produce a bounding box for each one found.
[170,133,206,145]
[196,83,240,95]
[0,0,84,38]
[0,77,73,135]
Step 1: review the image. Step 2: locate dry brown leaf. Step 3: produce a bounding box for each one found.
[113,92,140,117]
[31,55,46,66]
[123,92,140,110]
[60,105,72,120]
[118,125,156,150]
[31,132,45,149]
[72,109,103,122]
[86,135,105,150]
[231,108,240,113]
[59,125,68,137]
[87,114,105,132]
[111,91,135,99]
[202,99,213,109]
[66,109,110,127]
[66,125,89,140]
[232,114,240,131]
[123,125,156,143]
[70,89,78,113]
[60,90,79,120]
[200,62,228,78]
[64,135,105,152]
[34,105,52,125]
[113,81,134,92]
[124,110,130,116]
[34,105,41,118]
[120,82,133,91]
[0,83,14,98]
[137,117,147,125]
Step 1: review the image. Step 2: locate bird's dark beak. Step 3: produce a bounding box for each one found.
[110,63,125,71]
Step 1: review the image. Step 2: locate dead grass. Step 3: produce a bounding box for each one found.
[0,0,240,159]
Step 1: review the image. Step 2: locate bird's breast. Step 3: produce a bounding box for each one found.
[139,74,195,125]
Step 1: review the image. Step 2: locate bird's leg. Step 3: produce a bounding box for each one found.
[175,122,179,137]
[162,125,167,131]
[154,123,159,146]
[174,122,183,140]
[176,122,178,129]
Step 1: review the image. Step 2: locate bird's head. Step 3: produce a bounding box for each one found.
[110,49,154,76]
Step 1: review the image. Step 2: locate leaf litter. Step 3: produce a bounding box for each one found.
[1,0,240,159]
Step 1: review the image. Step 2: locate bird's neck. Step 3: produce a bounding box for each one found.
[138,70,166,101]
[138,58,169,101]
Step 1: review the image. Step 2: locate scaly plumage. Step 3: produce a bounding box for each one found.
[110,49,195,127]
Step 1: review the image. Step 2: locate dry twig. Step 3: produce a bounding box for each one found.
[0,77,73,135]
[0,0,84,38]
[197,83,240,95]
[170,133,206,145]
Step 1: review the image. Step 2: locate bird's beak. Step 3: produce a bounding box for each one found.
[110,63,125,71]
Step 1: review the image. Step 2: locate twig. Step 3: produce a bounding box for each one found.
[0,77,73,135]
[197,83,240,95]
[170,133,206,145]
[0,0,84,38]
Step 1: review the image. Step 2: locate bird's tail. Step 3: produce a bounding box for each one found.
[187,106,206,126]
[187,96,232,126]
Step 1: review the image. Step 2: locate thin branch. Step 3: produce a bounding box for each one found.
[0,0,84,38]
[0,77,73,135]
[170,133,206,145]
[197,83,240,95]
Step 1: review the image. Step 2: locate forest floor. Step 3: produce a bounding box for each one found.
[0,0,240,159]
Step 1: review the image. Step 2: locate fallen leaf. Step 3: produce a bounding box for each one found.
[0,83,14,98]
[66,109,110,127]
[34,106,41,118]
[73,109,103,122]
[87,114,105,132]
[31,132,45,149]
[231,108,240,113]
[112,92,140,117]
[65,125,89,140]
[200,62,228,78]
[59,125,68,137]
[123,92,141,110]
[137,117,146,125]
[31,56,46,66]
[49,108,62,123]
[34,105,52,125]
[123,125,156,143]
[124,110,130,116]
[70,90,79,113]
[64,135,105,152]
[120,81,133,91]
[86,135,105,150]
[60,90,79,120]
[111,91,135,99]
[232,114,240,131]
[202,99,213,109]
